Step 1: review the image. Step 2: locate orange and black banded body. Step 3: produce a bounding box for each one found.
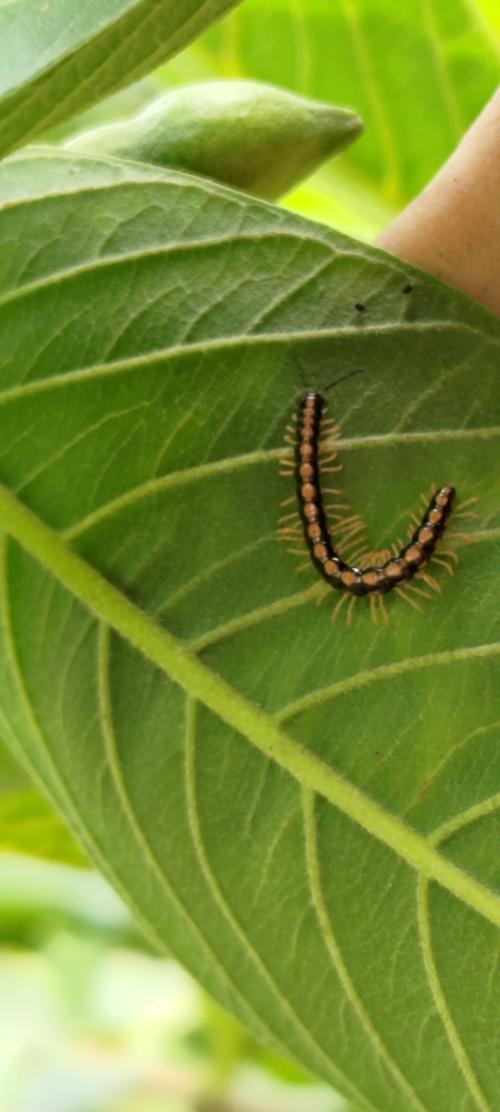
[296,392,455,596]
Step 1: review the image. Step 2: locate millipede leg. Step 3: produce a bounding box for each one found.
[431,555,455,576]
[448,530,475,545]
[346,595,356,628]
[397,586,424,614]
[405,582,433,601]
[360,548,385,567]
[378,593,390,625]
[369,593,379,626]
[315,585,330,608]
[328,507,354,520]
[336,527,361,544]
[331,593,349,624]
[420,570,441,594]
[338,522,366,545]
[438,546,459,565]
[348,545,370,565]
[279,511,300,524]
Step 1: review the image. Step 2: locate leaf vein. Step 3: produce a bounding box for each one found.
[417,876,490,1111]
[0,537,167,954]
[1,318,495,405]
[0,230,340,313]
[96,622,277,1044]
[277,643,500,724]
[184,699,376,1108]
[303,787,429,1112]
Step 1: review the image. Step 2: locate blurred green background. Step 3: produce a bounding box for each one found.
[1,1,498,1109]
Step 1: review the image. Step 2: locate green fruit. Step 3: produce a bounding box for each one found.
[66,80,363,199]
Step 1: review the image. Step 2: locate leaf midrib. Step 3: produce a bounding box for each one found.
[0,480,499,930]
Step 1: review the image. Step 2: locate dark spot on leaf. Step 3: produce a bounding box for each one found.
[354,302,366,312]
[402,282,414,294]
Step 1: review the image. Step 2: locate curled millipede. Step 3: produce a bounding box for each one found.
[279,390,472,624]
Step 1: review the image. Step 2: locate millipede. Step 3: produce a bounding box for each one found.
[279,378,476,625]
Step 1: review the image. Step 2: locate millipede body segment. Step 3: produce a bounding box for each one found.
[294,391,455,597]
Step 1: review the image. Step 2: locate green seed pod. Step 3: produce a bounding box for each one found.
[65,80,363,200]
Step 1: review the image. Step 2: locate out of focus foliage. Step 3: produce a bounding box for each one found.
[0,857,343,1112]
[57,0,500,237]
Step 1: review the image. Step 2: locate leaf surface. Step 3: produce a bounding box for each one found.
[0,0,241,156]
[0,149,499,1111]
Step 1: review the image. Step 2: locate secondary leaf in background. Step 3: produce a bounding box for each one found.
[0,735,27,798]
[0,853,136,944]
[0,790,86,866]
[162,0,499,234]
[0,719,97,866]
[66,81,363,200]
[0,149,499,1109]
[0,0,243,157]
[0,715,84,865]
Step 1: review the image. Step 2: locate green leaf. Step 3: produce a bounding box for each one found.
[0,148,499,1110]
[0,734,28,797]
[173,0,499,231]
[0,0,242,157]
[0,790,87,865]
[66,81,363,200]
[0,716,84,865]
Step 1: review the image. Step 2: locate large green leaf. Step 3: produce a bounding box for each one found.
[169,0,499,232]
[0,148,499,1110]
[0,0,241,157]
